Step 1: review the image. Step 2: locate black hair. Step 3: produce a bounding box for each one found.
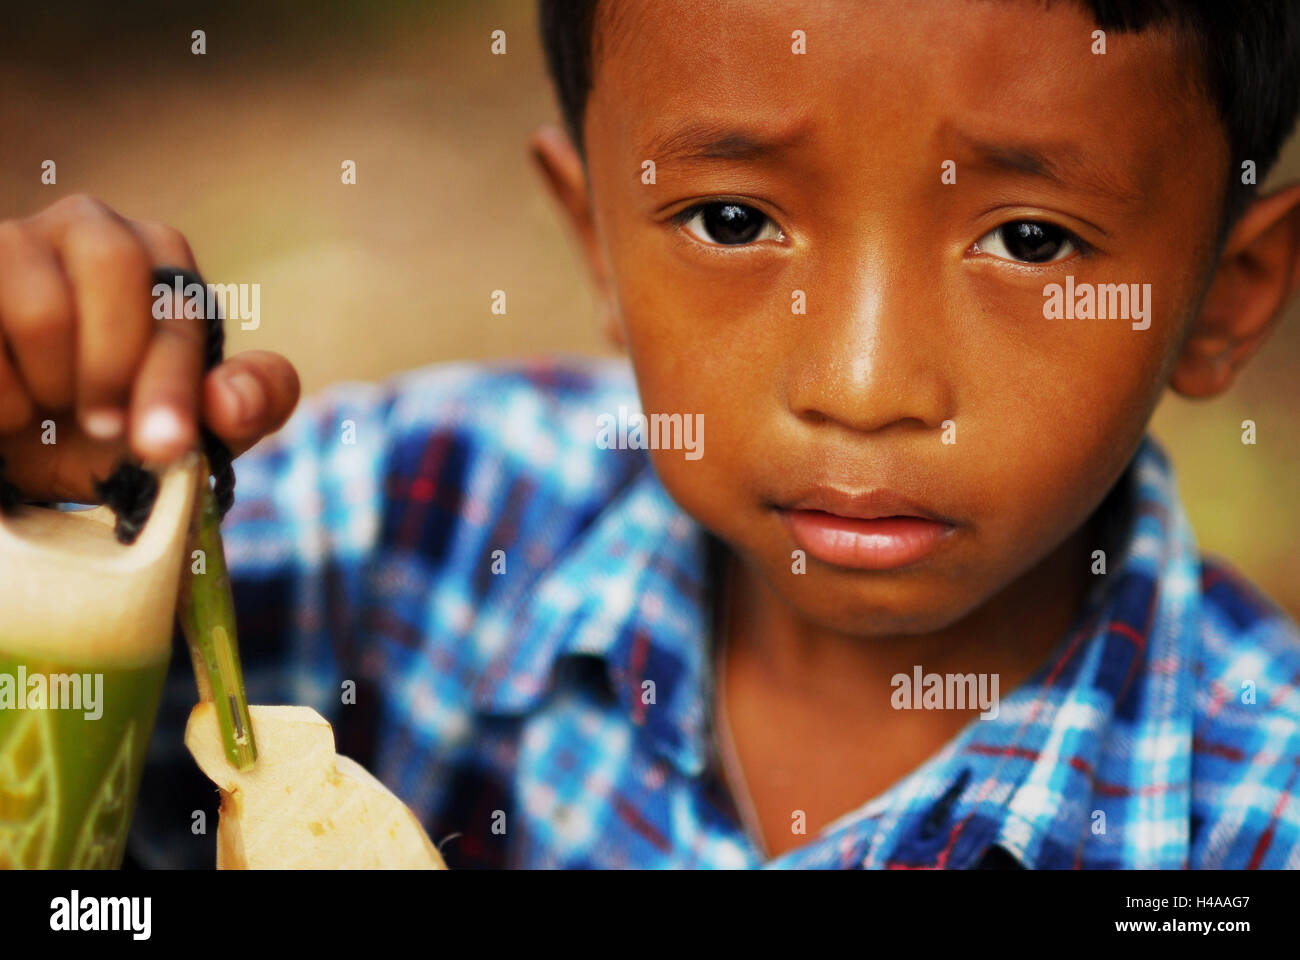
[538,0,1300,233]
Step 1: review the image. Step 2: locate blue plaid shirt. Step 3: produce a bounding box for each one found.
[129,356,1300,869]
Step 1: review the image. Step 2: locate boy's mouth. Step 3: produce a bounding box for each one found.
[775,487,957,571]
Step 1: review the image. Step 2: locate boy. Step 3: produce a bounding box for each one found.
[0,0,1298,868]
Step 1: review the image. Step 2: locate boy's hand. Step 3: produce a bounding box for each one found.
[0,194,300,504]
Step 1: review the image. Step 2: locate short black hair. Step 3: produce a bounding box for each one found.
[538,0,1300,231]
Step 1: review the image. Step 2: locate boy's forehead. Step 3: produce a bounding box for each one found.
[587,0,1222,199]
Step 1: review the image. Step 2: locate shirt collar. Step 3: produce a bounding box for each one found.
[471,455,720,778]
[992,436,1201,868]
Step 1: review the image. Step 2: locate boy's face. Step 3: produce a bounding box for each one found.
[572,0,1229,635]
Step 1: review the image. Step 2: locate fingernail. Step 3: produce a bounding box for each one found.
[83,407,125,440]
[140,406,185,449]
[224,372,262,424]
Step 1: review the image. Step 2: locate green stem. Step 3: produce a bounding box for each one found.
[177,454,256,771]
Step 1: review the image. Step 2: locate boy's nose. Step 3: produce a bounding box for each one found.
[784,261,953,436]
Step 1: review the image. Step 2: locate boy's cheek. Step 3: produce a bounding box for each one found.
[969,361,1157,524]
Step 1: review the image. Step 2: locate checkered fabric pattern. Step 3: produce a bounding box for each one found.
[128,356,1300,868]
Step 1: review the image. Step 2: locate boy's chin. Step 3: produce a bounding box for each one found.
[770,572,988,639]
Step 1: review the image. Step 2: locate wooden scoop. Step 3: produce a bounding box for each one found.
[185,703,448,869]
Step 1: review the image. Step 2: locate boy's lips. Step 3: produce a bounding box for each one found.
[775,487,957,571]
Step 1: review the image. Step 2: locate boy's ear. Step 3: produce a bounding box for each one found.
[528,124,625,349]
[1171,182,1300,398]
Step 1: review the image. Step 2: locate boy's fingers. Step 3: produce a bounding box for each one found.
[127,307,204,463]
[0,415,129,504]
[60,213,154,440]
[122,221,205,463]
[0,333,35,434]
[26,194,114,247]
[0,222,76,411]
[201,351,300,458]
[127,219,199,271]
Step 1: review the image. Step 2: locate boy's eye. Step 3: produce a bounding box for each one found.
[971,220,1082,264]
[678,202,783,246]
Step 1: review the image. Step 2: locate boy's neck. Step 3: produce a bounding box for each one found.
[706,505,1111,859]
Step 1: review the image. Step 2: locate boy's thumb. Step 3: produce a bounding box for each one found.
[202,350,300,459]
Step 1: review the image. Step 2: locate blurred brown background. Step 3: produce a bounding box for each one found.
[1,0,1296,616]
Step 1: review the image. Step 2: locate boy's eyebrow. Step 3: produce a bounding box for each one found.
[645,118,815,165]
[642,120,1144,208]
[955,132,1144,209]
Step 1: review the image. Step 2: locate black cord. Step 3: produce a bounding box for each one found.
[0,266,235,543]
[0,453,20,513]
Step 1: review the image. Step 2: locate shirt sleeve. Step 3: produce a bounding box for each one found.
[126,376,398,869]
